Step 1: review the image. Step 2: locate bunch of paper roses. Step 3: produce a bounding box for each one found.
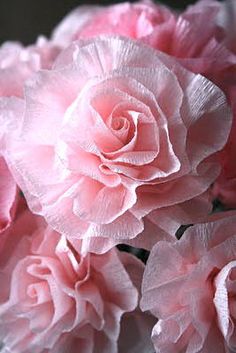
[1,0,236,352]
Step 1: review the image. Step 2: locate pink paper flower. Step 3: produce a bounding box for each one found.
[6,36,231,253]
[53,0,236,209]
[0,210,139,353]
[52,0,176,52]
[51,0,234,79]
[141,214,236,353]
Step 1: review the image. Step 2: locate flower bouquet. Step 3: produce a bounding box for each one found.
[0,0,236,352]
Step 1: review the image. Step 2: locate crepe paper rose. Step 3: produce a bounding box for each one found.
[0,36,60,98]
[54,0,236,204]
[6,36,232,254]
[52,0,176,52]
[53,0,236,206]
[141,214,236,353]
[52,0,235,78]
[0,209,139,353]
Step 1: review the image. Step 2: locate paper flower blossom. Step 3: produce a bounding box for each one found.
[52,0,235,80]
[6,36,231,253]
[52,0,175,52]
[53,0,236,211]
[0,210,139,353]
[141,214,236,353]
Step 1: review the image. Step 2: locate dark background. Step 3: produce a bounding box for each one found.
[0,0,198,45]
